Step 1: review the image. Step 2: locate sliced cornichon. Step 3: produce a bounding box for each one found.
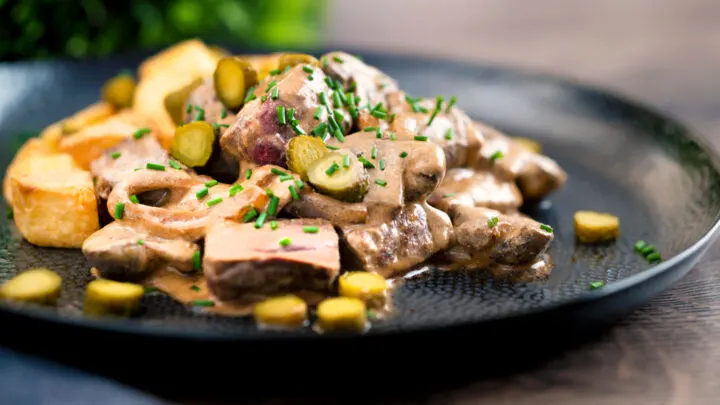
[306,151,369,203]
[286,135,329,181]
[164,77,203,125]
[277,53,320,72]
[214,57,259,110]
[171,121,216,167]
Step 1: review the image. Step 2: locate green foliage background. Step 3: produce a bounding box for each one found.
[0,0,327,61]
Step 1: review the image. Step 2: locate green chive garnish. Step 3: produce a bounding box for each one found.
[265,188,275,197]
[205,180,218,188]
[633,240,648,253]
[375,179,387,187]
[399,151,408,158]
[379,159,386,171]
[313,107,323,120]
[267,196,280,216]
[130,194,139,204]
[332,55,344,63]
[295,179,304,189]
[193,105,205,121]
[302,65,314,74]
[488,217,499,228]
[540,224,553,233]
[261,95,268,102]
[279,237,292,247]
[349,107,359,119]
[245,169,252,179]
[286,107,295,123]
[341,154,350,168]
[271,167,287,176]
[326,162,340,176]
[490,150,504,162]
[243,207,258,222]
[270,220,279,230]
[244,86,257,103]
[445,128,453,140]
[427,110,440,126]
[191,285,200,292]
[169,159,182,170]
[311,122,327,136]
[332,92,342,108]
[110,151,121,159]
[265,80,277,93]
[273,106,286,126]
[375,130,382,139]
[326,145,340,150]
[371,110,387,119]
[292,123,305,135]
[192,299,214,307]
[137,239,144,246]
[271,87,279,100]
[414,135,428,142]
[333,128,345,142]
[303,226,319,234]
[289,185,300,200]
[146,163,165,171]
[229,184,243,197]
[589,281,604,290]
[640,245,655,257]
[307,75,314,81]
[371,146,378,159]
[647,252,662,263]
[390,132,397,141]
[254,212,267,229]
[186,104,193,114]
[196,188,209,199]
[269,68,281,75]
[445,96,457,112]
[319,92,328,105]
[207,197,223,207]
[389,113,396,123]
[443,193,456,198]
[133,127,151,139]
[364,126,378,132]
[220,107,228,119]
[279,174,294,182]
[358,155,375,169]
[114,202,125,219]
[322,56,329,68]
[333,109,344,122]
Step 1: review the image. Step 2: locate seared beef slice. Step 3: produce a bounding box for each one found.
[204,219,340,300]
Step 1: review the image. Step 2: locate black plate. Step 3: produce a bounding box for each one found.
[1,51,719,343]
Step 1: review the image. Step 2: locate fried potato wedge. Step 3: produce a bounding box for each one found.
[58,110,152,169]
[10,159,99,248]
[3,138,59,205]
[133,73,194,149]
[61,102,117,136]
[138,39,220,81]
[39,122,63,151]
[245,53,283,80]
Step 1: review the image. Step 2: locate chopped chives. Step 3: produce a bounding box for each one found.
[270,220,279,230]
[245,169,252,179]
[337,88,348,105]
[207,197,223,207]
[414,135,428,142]
[326,145,340,150]
[640,245,655,257]
[358,155,375,169]
[295,179,305,189]
[110,151,121,159]
[279,237,292,247]
[191,285,200,292]
[133,127,151,139]
[271,87,279,100]
[192,300,214,307]
[333,128,345,142]
[311,122,327,136]
[254,212,267,229]
[589,281,604,290]
[399,151,408,158]
[137,239,144,245]
[405,95,421,104]
[313,107,323,120]
[193,105,205,121]
[375,130,383,139]
[325,162,340,176]
[427,110,440,126]
[349,107,359,119]
[445,128,453,140]
[319,92,328,105]
[129,194,139,204]
[371,146,378,159]
[302,65,314,74]
[279,174,294,182]
[489,150,504,162]
[144,287,157,293]
[332,92,342,108]
[445,96,457,113]
[443,193,456,198]
[291,123,306,135]
[289,185,300,200]
[243,207,258,222]
[646,252,662,263]
[411,103,421,113]
[418,106,429,114]
[114,202,125,219]
[347,81,357,92]
[146,163,165,171]
[186,104,193,114]
[322,56,328,68]
[303,226,319,234]
[539,224,553,233]
[371,110,387,119]
[633,240,648,252]
[286,107,295,123]
[244,86,257,102]
[389,132,397,141]
[379,159,386,171]
[261,95,267,102]
[333,109,344,122]
[277,105,287,125]
[267,196,280,216]
[169,159,182,170]
[271,167,287,176]
[332,55,344,63]
[205,180,218,188]
[193,252,201,270]
[371,102,385,113]
[269,68,281,75]
[265,80,277,92]
[307,75,314,81]
[363,126,378,132]
[220,107,228,119]
[487,216,499,228]
[374,179,387,187]
[196,188,209,199]
[229,184,243,197]
[342,154,350,168]
[346,94,355,107]
[283,65,291,73]
[435,95,445,110]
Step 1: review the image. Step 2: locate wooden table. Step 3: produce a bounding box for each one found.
[324,1,720,404]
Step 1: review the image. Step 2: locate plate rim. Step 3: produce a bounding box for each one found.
[1,50,719,341]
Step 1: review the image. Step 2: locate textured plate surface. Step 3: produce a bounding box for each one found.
[1,52,719,339]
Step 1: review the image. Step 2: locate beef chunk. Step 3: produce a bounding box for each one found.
[428,168,522,213]
[283,191,367,226]
[182,77,237,132]
[82,221,199,281]
[340,202,452,278]
[204,218,340,300]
